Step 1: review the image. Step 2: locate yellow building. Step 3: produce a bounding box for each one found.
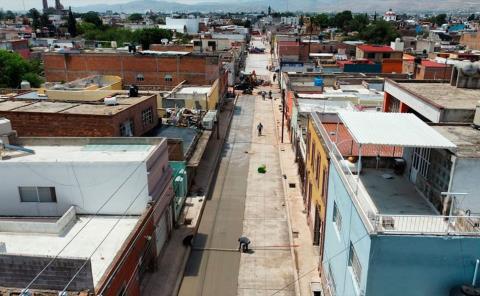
[305,113,330,257]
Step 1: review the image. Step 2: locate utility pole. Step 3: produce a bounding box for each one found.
[281,89,285,143]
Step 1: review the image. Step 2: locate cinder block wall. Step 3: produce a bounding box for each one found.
[0,254,94,292]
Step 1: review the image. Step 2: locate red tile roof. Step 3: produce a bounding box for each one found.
[358,45,394,53]
[323,123,403,157]
[421,60,449,68]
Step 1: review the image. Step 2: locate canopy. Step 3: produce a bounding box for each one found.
[337,111,457,149]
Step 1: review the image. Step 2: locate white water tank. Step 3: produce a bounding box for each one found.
[104,96,118,106]
[20,80,31,89]
[0,118,12,135]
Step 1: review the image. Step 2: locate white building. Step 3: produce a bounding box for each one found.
[384,9,397,22]
[159,17,200,35]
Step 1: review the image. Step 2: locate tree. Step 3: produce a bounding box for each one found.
[28,8,41,30]
[468,14,476,22]
[268,5,271,16]
[347,14,369,32]
[5,10,16,20]
[67,7,77,37]
[133,28,173,50]
[82,11,102,27]
[429,13,447,26]
[311,13,331,30]
[333,10,353,31]
[358,20,399,44]
[0,10,5,20]
[299,15,304,27]
[0,50,43,88]
[40,12,50,28]
[128,13,143,23]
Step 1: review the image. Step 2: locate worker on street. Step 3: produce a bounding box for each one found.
[257,122,263,136]
[273,73,277,83]
[238,236,251,253]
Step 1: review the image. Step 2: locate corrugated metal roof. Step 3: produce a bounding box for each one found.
[337,111,457,149]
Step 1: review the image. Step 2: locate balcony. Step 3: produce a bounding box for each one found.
[313,111,480,236]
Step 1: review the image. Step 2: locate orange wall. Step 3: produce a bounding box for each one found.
[382,59,403,73]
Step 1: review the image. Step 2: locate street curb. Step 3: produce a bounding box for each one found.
[172,95,238,296]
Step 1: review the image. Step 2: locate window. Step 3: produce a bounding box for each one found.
[311,142,315,164]
[315,154,321,182]
[136,73,144,82]
[120,119,134,137]
[142,107,154,127]
[333,202,342,232]
[164,74,173,82]
[193,40,201,47]
[207,41,216,47]
[383,53,391,59]
[19,187,56,203]
[328,263,337,295]
[322,168,328,198]
[348,242,362,286]
[367,53,375,59]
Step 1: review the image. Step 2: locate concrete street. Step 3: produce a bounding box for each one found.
[178,37,297,296]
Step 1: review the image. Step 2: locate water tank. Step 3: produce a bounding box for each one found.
[104,96,118,106]
[20,80,31,90]
[314,77,324,87]
[129,85,139,97]
[460,61,478,76]
[0,118,12,135]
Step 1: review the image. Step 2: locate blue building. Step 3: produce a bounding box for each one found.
[317,111,480,296]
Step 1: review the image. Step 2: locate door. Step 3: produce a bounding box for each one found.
[155,214,168,256]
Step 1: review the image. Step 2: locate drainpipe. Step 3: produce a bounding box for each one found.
[473,259,479,287]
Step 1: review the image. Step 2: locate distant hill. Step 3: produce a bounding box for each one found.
[72,0,479,13]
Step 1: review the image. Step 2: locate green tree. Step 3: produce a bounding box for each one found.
[129,13,143,23]
[5,10,16,20]
[311,13,331,29]
[334,10,353,31]
[299,15,304,27]
[0,10,5,20]
[268,6,271,16]
[28,8,41,30]
[0,50,43,88]
[429,14,447,26]
[347,14,369,32]
[133,28,173,50]
[82,11,102,27]
[67,7,77,37]
[468,14,476,21]
[358,20,399,44]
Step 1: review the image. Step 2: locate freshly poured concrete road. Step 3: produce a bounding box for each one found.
[179,37,295,296]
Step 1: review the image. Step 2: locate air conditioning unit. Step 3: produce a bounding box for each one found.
[104,96,118,106]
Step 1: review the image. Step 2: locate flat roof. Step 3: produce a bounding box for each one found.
[0,95,154,116]
[0,215,139,287]
[176,87,211,95]
[397,82,480,110]
[360,168,437,215]
[148,126,200,156]
[1,139,161,162]
[432,125,480,158]
[338,111,457,149]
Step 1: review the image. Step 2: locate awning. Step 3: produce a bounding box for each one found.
[337,111,457,149]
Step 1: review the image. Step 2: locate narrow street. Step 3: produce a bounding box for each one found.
[178,37,297,296]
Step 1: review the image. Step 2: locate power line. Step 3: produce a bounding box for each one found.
[60,181,149,293]
[23,160,146,292]
[269,233,370,296]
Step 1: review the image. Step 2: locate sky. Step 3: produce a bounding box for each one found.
[0,0,211,11]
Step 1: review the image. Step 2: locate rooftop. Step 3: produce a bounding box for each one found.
[394,81,480,110]
[1,138,162,162]
[433,125,480,158]
[0,215,139,287]
[358,44,394,53]
[0,94,155,116]
[147,125,200,157]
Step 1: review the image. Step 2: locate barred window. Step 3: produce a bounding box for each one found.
[348,242,362,286]
[142,107,154,127]
[333,202,342,233]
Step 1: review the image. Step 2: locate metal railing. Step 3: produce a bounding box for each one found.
[375,215,480,235]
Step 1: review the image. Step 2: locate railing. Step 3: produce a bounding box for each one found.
[375,215,480,235]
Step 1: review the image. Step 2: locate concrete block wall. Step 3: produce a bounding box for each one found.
[0,254,94,292]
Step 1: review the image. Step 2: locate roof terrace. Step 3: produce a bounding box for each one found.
[313,111,480,235]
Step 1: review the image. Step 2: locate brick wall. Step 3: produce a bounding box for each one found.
[0,97,158,137]
[0,254,94,292]
[43,53,221,89]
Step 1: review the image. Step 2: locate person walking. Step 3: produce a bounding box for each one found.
[238,236,251,253]
[273,73,277,83]
[257,122,263,136]
[268,90,272,100]
[262,92,266,100]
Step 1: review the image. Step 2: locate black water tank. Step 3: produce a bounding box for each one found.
[129,85,139,97]
[450,285,480,296]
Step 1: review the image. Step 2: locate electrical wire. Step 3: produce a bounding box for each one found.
[269,232,370,296]
[22,160,146,292]
[60,181,149,293]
